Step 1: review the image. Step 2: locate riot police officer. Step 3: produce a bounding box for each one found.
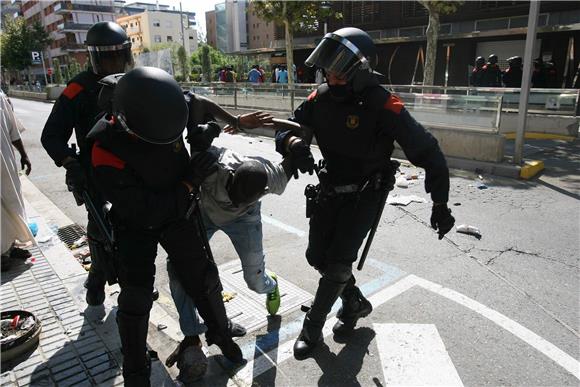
[41,21,134,306]
[469,56,486,87]
[503,56,523,87]
[481,54,502,87]
[274,28,455,359]
[89,67,244,385]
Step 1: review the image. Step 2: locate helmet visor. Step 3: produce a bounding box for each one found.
[305,33,368,80]
[88,42,133,75]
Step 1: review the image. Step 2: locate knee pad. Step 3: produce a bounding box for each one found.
[321,263,352,284]
[118,286,153,316]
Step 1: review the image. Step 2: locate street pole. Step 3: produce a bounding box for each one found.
[40,51,49,86]
[180,2,186,49]
[514,0,540,165]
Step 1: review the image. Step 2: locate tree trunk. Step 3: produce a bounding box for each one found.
[423,8,439,87]
[283,2,294,87]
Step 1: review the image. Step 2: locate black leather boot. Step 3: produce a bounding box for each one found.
[293,276,347,360]
[332,280,372,336]
[196,289,244,364]
[117,311,151,387]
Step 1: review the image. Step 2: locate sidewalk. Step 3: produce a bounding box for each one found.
[0,177,176,386]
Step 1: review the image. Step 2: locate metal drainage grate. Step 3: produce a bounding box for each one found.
[219,260,313,334]
[57,224,87,249]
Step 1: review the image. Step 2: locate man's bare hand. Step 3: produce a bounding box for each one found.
[224,111,274,134]
[240,111,273,129]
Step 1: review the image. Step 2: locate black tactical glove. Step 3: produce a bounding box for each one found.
[187,121,221,152]
[63,159,86,204]
[430,203,455,240]
[289,139,315,179]
[185,151,218,188]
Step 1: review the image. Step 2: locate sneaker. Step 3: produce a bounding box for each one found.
[266,273,280,316]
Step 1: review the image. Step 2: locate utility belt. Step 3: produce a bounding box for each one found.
[304,160,400,218]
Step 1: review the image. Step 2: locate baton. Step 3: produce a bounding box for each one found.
[356,188,389,271]
[82,191,115,253]
[186,192,215,264]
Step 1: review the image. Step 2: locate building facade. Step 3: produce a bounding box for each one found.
[205,10,217,49]
[246,1,580,87]
[246,1,275,50]
[117,10,198,56]
[1,0,22,20]
[20,0,116,77]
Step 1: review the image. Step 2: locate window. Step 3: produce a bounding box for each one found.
[479,1,519,9]
[256,23,259,28]
[167,35,173,42]
[402,1,428,18]
[131,37,135,42]
[153,19,160,27]
[154,35,162,43]
[130,23,133,27]
[266,34,269,39]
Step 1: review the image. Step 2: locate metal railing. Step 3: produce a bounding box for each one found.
[183,82,503,133]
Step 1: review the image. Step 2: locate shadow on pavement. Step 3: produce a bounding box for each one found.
[315,327,376,387]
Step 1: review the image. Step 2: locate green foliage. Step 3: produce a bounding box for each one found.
[52,58,64,85]
[418,0,463,15]
[251,1,340,33]
[177,45,189,81]
[1,17,51,71]
[200,45,212,82]
[67,58,82,81]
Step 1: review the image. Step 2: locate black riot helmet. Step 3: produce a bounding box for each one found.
[86,22,133,76]
[112,67,187,144]
[305,27,377,81]
[488,54,498,65]
[475,56,485,67]
[507,56,522,67]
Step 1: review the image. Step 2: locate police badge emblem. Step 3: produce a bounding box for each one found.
[346,115,359,129]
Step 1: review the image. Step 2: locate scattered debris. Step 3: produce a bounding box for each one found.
[453,202,461,206]
[157,324,167,331]
[395,176,409,188]
[71,236,87,249]
[456,224,482,239]
[387,194,427,206]
[36,235,52,243]
[477,184,488,190]
[222,291,237,303]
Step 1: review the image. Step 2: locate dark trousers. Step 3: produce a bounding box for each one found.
[114,216,228,382]
[306,188,384,271]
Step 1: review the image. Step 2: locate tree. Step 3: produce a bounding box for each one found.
[252,1,340,86]
[200,45,212,82]
[177,45,190,81]
[52,58,64,85]
[1,17,51,71]
[67,58,82,81]
[419,1,462,86]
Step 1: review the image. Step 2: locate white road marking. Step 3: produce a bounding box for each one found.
[412,275,580,381]
[233,274,580,385]
[261,214,306,237]
[374,323,464,386]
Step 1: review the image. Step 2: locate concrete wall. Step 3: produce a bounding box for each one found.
[499,112,579,137]
[8,90,48,101]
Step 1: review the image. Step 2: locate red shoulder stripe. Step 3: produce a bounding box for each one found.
[92,141,126,170]
[62,82,84,99]
[384,94,404,114]
[307,90,317,101]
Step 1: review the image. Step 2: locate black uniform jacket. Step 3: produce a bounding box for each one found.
[41,70,102,167]
[276,84,450,203]
[91,133,192,231]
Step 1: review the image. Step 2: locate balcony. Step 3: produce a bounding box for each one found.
[54,1,114,15]
[57,22,93,32]
[61,43,86,52]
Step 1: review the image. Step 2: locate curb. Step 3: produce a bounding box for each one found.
[17,175,180,382]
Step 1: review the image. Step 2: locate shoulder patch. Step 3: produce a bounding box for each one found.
[384,94,404,114]
[92,141,126,170]
[307,90,317,101]
[62,82,84,100]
